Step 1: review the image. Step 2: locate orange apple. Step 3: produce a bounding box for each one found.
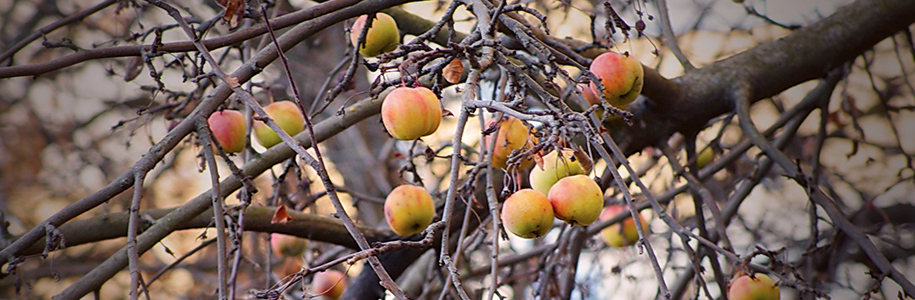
[501,189,555,239]
[529,149,587,195]
[313,269,347,299]
[588,52,644,109]
[253,101,305,149]
[599,204,649,248]
[350,13,400,57]
[547,175,603,226]
[487,116,537,170]
[270,233,306,258]
[381,86,442,140]
[206,110,247,153]
[728,273,779,300]
[384,185,436,236]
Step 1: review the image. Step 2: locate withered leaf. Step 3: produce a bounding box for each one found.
[443,58,464,84]
[271,205,292,224]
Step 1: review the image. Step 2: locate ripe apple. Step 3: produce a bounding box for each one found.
[487,116,537,170]
[500,189,555,239]
[381,86,442,140]
[312,269,347,299]
[530,149,587,195]
[548,175,603,226]
[599,204,650,248]
[270,233,306,258]
[350,13,400,57]
[728,273,779,300]
[384,185,436,236]
[588,51,644,109]
[579,83,600,106]
[252,101,305,149]
[207,110,247,153]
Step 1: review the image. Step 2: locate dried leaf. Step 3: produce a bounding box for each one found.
[572,148,594,173]
[533,152,545,170]
[214,0,245,29]
[271,206,292,224]
[443,58,464,84]
[124,56,143,82]
[225,76,241,88]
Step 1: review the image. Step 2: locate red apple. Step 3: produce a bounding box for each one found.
[206,110,247,153]
[313,269,346,299]
[728,273,779,300]
[487,116,537,170]
[599,204,649,248]
[253,101,305,149]
[384,185,436,236]
[588,52,644,109]
[350,13,400,57]
[547,175,603,226]
[500,189,555,239]
[270,233,306,258]
[381,86,442,140]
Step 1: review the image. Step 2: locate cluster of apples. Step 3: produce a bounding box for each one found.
[501,149,603,238]
[205,100,306,153]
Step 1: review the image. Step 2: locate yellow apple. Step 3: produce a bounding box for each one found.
[350,13,400,57]
[589,51,644,109]
[728,273,780,300]
[599,204,649,248]
[206,110,247,153]
[253,101,305,149]
[500,189,555,239]
[384,185,435,236]
[487,116,537,170]
[529,149,587,195]
[270,233,306,258]
[381,86,442,140]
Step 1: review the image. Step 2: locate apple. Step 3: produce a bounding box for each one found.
[500,189,555,239]
[547,175,603,226]
[350,13,400,57]
[696,147,715,169]
[599,204,650,248]
[588,51,644,109]
[728,273,779,300]
[384,185,436,236]
[270,233,306,258]
[276,256,303,277]
[487,116,537,170]
[529,149,587,195]
[381,86,442,141]
[206,110,247,153]
[312,269,347,299]
[253,101,305,149]
[579,83,600,106]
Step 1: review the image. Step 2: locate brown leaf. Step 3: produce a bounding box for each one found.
[443,58,464,84]
[533,152,545,170]
[225,76,241,88]
[215,0,245,29]
[271,206,292,224]
[572,148,594,173]
[124,56,144,82]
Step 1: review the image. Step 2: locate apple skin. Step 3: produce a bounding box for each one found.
[384,185,436,236]
[487,117,537,170]
[270,233,306,258]
[381,86,442,140]
[548,175,603,226]
[728,273,779,300]
[207,110,247,153]
[696,147,715,169]
[579,83,601,106]
[252,101,305,149]
[313,269,347,300]
[599,204,650,248]
[588,52,644,109]
[500,189,555,239]
[350,13,400,57]
[530,150,587,196]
